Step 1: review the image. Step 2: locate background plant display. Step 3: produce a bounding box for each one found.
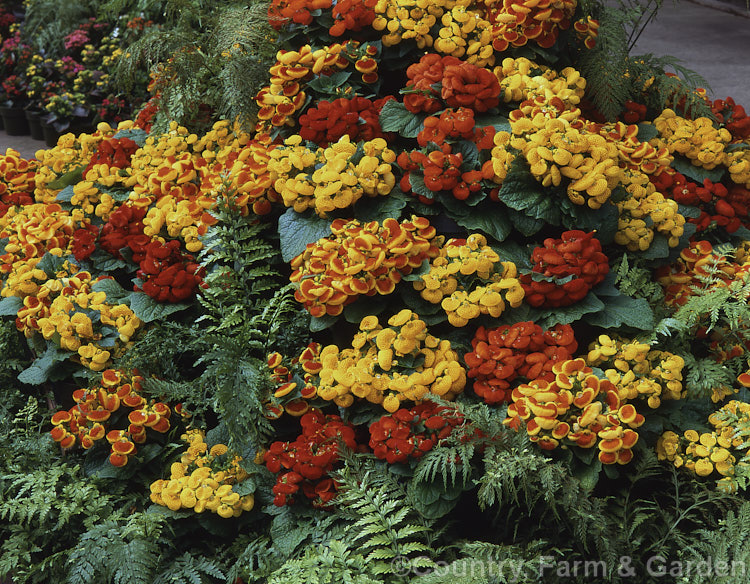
[4,0,750,583]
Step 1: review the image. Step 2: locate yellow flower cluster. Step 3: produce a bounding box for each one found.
[316,310,466,412]
[413,234,524,326]
[506,115,623,208]
[150,430,255,518]
[29,269,140,370]
[434,3,494,66]
[373,0,447,47]
[33,123,123,204]
[493,58,586,107]
[614,170,686,251]
[652,108,732,171]
[268,135,396,216]
[727,148,750,188]
[586,334,685,409]
[657,428,740,492]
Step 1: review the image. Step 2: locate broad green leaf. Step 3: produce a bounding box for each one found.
[113,127,149,146]
[526,292,606,328]
[560,200,619,244]
[0,295,22,316]
[496,158,560,223]
[639,233,671,260]
[379,99,426,138]
[671,155,725,184]
[636,122,659,142]
[344,296,387,323]
[47,165,85,190]
[507,208,545,236]
[277,208,331,263]
[310,314,337,332]
[37,252,69,277]
[453,201,512,242]
[129,292,191,323]
[91,278,132,303]
[18,343,70,385]
[56,185,75,203]
[584,293,655,330]
[474,113,511,133]
[354,189,408,223]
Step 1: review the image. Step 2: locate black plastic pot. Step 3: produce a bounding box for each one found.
[24,109,44,141]
[0,106,29,136]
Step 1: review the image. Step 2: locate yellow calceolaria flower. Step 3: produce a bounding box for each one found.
[373,0,447,48]
[414,234,523,325]
[586,335,685,408]
[614,170,686,251]
[150,430,255,517]
[268,135,396,216]
[652,108,732,171]
[315,311,466,412]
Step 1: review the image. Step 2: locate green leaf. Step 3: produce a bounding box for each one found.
[354,189,408,223]
[671,155,725,183]
[573,459,602,493]
[379,99,426,138]
[310,314,337,332]
[18,343,70,385]
[0,295,22,316]
[451,140,479,169]
[92,278,132,303]
[560,200,620,245]
[496,158,560,223]
[526,292,606,328]
[452,201,512,242]
[47,165,85,190]
[344,296,387,324]
[507,208,545,236]
[89,250,129,272]
[474,113,511,133]
[56,185,75,203]
[277,208,332,263]
[639,233,671,260]
[129,292,191,323]
[584,293,655,330]
[636,123,659,142]
[113,128,149,147]
[306,71,352,95]
[37,252,69,277]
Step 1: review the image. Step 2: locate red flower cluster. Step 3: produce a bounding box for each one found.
[369,402,463,464]
[264,410,357,507]
[137,240,204,303]
[712,96,750,140]
[0,150,36,218]
[404,54,501,114]
[520,230,609,308]
[653,170,750,234]
[99,203,150,261]
[268,0,332,30]
[71,223,100,261]
[465,322,578,404]
[298,96,392,147]
[398,148,494,204]
[134,96,159,132]
[83,136,139,177]
[620,100,647,125]
[330,0,377,36]
[417,107,496,151]
[50,369,171,467]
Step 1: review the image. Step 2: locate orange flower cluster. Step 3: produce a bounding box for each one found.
[264,342,323,419]
[0,148,37,217]
[655,240,750,306]
[505,358,644,464]
[592,122,672,175]
[573,16,599,49]
[487,0,576,52]
[50,369,173,466]
[256,42,379,128]
[289,216,440,317]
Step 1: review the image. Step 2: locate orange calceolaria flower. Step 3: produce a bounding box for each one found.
[289,216,440,317]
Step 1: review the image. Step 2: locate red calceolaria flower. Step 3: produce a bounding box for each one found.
[519,230,609,307]
[137,240,204,303]
[465,322,578,404]
[264,410,357,507]
[369,402,463,464]
[298,96,392,147]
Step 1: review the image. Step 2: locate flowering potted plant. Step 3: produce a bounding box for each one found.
[40,91,91,145]
[0,23,32,134]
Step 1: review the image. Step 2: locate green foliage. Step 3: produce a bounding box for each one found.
[112,0,275,132]
[266,540,382,584]
[612,253,665,306]
[333,454,435,579]
[678,501,750,584]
